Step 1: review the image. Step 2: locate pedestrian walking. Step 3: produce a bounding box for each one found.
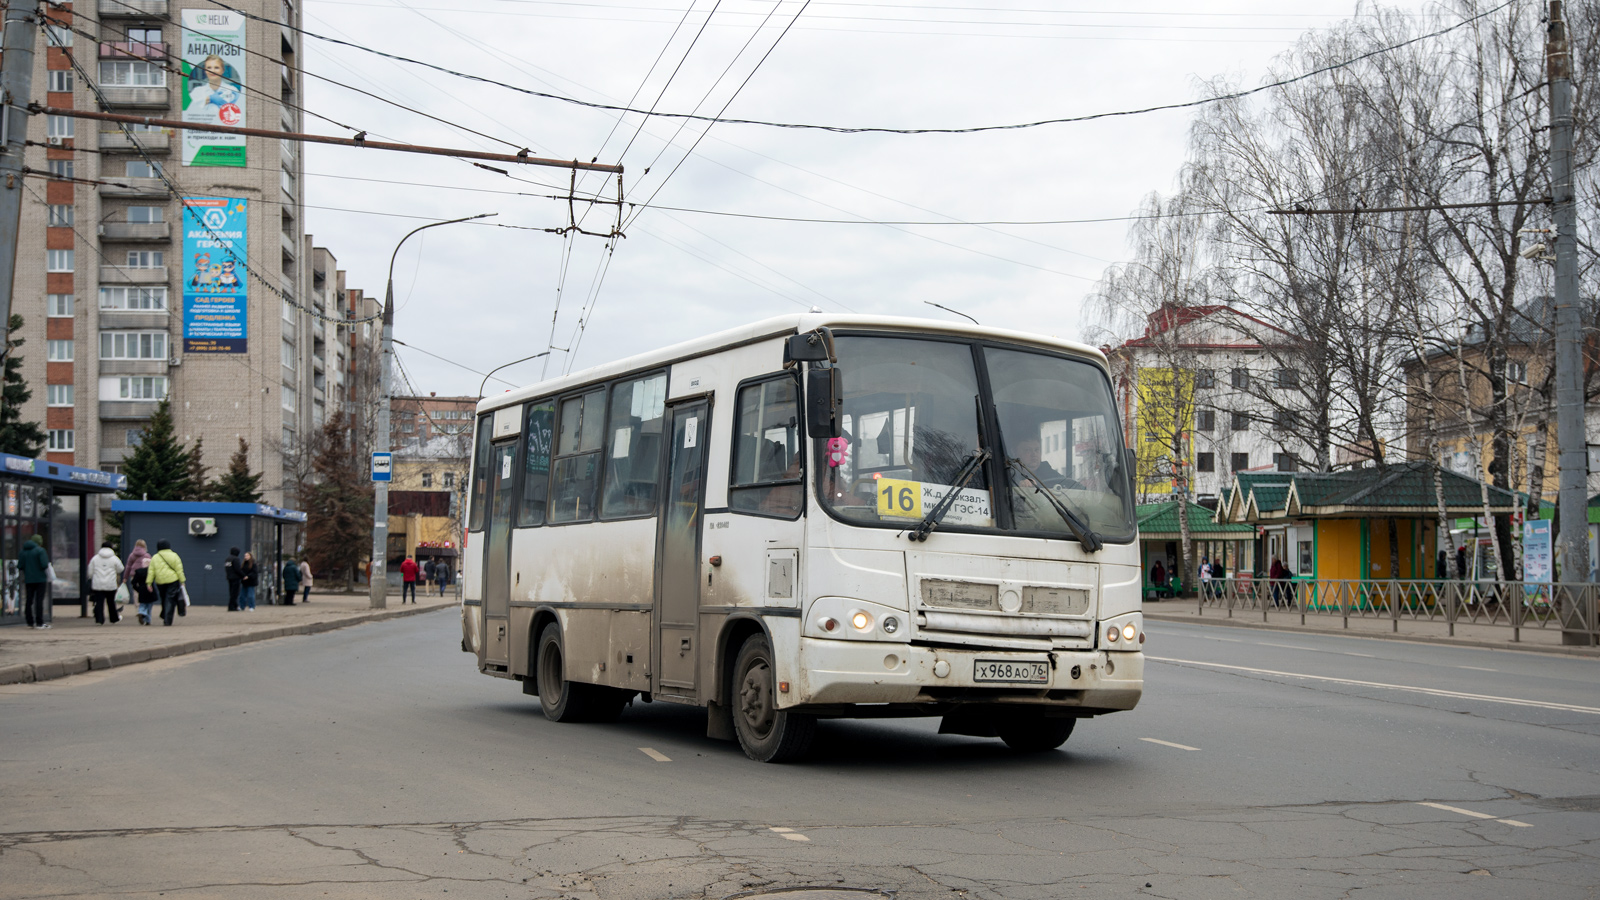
[435,560,449,596]
[1456,545,1470,580]
[148,539,187,626]
[423,558,436,588]
[298,558,313,604]
[1199,557,1212,600]
[281,557,301,605]
[223,546,243,611]
[1269,557,1287,607]
[239,551,258,610]
[87,541,125,625]
[400,555,419,604]
[125,540,154,625]
[19,534,51,629]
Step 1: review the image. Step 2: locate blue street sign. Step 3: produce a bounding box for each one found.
[371,452,393,483]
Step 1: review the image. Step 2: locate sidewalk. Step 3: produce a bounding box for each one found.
[1143,599,1600,657]
[0,590,456,685]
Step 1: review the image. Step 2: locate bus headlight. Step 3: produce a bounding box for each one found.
[1106,625,1120,643]
[851,612,872,631]
[1102,612,1143,651]
[881,616,900,634]
[1122,623,1137,642]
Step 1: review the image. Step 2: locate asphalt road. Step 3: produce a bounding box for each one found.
[1,612,1597,900]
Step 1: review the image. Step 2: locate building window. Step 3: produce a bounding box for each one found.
[125,250,164,268]
[126,428,144,448]
[101,375,167,400]
[1507,360,1528,385]
[128,206,164,224]
[47,159,73,180]
[99,286,167,310]
[125,160,163,179]
[401,421,414,433]
[44,24,72,47]
[99,331,167,360]
[282,385,297,412]
[282,339,297,371]
[48,205,73,227]
[1195,368,1215,389]
[1231,411,1249,431]
[283,299,296,322]
[421,472,433,488]
[1197,452,1215,473]
[47,249,74,272]
[47,430,74,451]
[47,294,74,317]
[47,70,74,93]
[47,340,74,361]
[127,27,162,45]
[443,472,455,489]
[1231,368,1250,390]
[1274,409,1298,430]
[46,384,74,406]
[46,116,75,139]
[1275,369,1300,389]
[1230,452,1250,472]
[1274,452,1298,473]
[1196,409,1215,433]
[98,60,165,87]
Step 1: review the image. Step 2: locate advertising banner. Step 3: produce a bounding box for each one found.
[182,197,248,353]
[1523,518,1553,584]
[180,9,246,167]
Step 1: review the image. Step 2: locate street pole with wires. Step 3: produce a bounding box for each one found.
[0,1,41,337]
[477,352,550,401]
[369,214,495,609]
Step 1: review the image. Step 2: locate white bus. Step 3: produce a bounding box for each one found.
[461,315,1144,761]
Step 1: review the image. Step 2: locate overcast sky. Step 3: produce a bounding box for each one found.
[295,0,1429,398]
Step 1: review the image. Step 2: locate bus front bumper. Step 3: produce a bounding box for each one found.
[793,637,1142,711]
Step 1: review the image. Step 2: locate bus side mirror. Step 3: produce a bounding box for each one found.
[1125,449,1137,488]
[806,367,843,439]
[785,333,832,365]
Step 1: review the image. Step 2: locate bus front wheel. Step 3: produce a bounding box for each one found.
[731,634,815,763]
[537,623,626,723]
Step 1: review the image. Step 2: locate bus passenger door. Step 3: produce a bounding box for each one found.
[483,441,518,666]
[654,399,709,700]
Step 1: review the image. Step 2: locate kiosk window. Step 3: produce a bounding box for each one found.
[550,389,605,523]
[601,373,667,518]
[730,377,803,517]
[518,402,555,527]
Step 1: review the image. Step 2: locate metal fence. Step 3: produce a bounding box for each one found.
[1194,576,1600,644]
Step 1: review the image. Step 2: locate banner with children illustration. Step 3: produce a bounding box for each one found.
[181,9,246,167]
[182,197,248,353]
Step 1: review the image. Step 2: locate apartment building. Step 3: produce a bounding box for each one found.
[391,394,477,448]
[10,0,377,524]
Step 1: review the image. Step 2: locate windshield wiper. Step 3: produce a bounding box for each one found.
[908,448,990,542]
[1006,457,1104,552]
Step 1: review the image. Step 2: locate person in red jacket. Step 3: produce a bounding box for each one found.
[399,555,419,604]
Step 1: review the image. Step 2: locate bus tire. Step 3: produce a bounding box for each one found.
[537,623,595,723]
[996,715,1075,752]
[731,634,815,763]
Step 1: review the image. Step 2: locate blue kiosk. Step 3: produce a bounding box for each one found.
[0,453,126,626]
[110,501,308,607]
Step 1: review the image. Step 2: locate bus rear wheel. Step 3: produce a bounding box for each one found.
[731,634,815,763]
[996,714,1075,752]
[537,623,627,724]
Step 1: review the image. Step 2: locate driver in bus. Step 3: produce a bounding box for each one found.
[1015,437,1067,487]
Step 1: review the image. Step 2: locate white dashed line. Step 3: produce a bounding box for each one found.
[1418,802,1532,827]
[1456,665,1499,672]
[638,747,671,762]
[1148,656,1600,715]
[769,827,810,841]
[1139,737,1200,751]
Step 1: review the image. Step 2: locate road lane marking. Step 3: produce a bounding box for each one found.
[1147,656,1600,715]
[769,827,810,841]
[1140,737,1200,751]
[1258,642,1317,651]
[638,747,671,762]
[1418,802,1533,827]
[1457,665,1499,672]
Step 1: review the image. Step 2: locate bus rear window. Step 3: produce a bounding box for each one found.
[467,416,493,531]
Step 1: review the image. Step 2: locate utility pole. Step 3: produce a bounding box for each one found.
[1549,2,1592,638]
[0,1,41,332]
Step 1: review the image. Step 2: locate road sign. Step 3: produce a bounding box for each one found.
[371,452,392,482]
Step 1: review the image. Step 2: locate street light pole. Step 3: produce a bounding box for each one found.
[369,213,495,609]
[477,351,551,401]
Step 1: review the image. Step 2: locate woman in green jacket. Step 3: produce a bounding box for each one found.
[148,539,186,626]
[280,558,301,605]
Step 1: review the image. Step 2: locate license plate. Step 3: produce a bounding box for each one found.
[973,659,1050,684]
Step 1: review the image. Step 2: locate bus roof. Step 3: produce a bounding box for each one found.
[477,313,1107,414]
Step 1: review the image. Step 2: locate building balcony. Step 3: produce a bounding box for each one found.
[98,0,168,16]
[99,177,168,199]
[100,400,162,420]
[99,86,171,109]
[99,222,171,242]
[98,310,169,330]
[98,359,168,376]
[100,265,168,284]
[99,41,168,60]
[99,131,170,153]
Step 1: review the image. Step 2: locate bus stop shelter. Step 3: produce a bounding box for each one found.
[0,453,126,626]
[110,501,307,606]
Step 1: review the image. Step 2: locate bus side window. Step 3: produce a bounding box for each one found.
[518,401,555,527]
[467,416,493,531]
[601,372,667,518]
[729,377,803,518]
[549,389,605,523]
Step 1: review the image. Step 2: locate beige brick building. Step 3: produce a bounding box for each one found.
[9,0,378,534]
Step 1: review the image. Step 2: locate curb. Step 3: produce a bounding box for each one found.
[1143,611,1600,658]
[0,603,452,686]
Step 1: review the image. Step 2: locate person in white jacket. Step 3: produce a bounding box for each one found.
[87,542,125,625]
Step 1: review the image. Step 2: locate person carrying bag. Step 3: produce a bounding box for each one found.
[87,541,125,625]
[148,540,187,626]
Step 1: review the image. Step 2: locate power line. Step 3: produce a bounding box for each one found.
[199,0,1512,135]
[392,338,519,387]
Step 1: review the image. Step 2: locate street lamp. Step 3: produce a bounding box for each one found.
[477,351,551,400]
[369,213,495,609]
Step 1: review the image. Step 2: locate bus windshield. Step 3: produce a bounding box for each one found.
[816,334,1134,543]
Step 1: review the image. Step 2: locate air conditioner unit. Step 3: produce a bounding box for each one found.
[46,136,63,147]
[188,517,217,536]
